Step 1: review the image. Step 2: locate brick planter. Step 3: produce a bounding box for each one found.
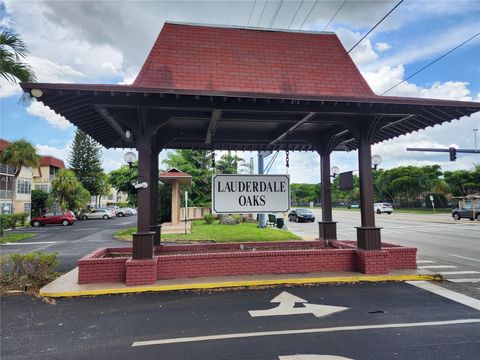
[77,241,417,284]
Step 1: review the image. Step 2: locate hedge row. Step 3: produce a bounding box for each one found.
[0,213,28,232]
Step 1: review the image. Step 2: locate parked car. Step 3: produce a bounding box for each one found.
[288,209,315,222]
[374,203,393,214]
[348,203,360,209]
[80,209,113,220]
[30,212,75,227]
[452,204,480,221]
[128,208,137,215]
[116,207,132,217]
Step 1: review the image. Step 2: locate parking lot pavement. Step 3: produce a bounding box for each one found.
[287,209,480,297]
[2,282,480,359]
[0,216,136,272]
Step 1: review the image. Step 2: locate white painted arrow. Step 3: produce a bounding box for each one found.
[249,291,349,318]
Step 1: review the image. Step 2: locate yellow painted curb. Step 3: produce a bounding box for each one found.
[40,274,441,298]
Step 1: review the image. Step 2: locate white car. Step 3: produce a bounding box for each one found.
[81,209,114,220]
[116,208,132,217]
[374,203,393,214]
[128,208,137,215]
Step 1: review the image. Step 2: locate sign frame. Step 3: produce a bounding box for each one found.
[212,174,290,214]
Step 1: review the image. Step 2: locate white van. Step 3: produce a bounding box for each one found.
[374,203,393,214]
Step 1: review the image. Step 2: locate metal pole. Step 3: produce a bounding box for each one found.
[258,152,266,228]
[184,191,188,234]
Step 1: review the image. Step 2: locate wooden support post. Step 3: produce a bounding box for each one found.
[356,125,381,250]
[149,141,159,227]
[315,138,337,241]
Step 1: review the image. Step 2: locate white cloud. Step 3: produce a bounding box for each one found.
[375,42,392,52]
[335,27,378,66]
[36,143,69,164]
[26,101,72,130]
[0,78,22,98]
[28,56,86,83]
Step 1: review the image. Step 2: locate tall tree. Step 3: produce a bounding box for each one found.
[216,152,244,174]
[31,189,52,216]
[108,164,138,206]
[444,165,480,196]
[163,150,213,206]
[0,29,36,83]
[1,139,40,212]
[68,129,104,197]
[51,168,90,210]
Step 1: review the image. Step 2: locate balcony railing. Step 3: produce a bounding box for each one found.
[0,190,13,199]
[0,163,16,176]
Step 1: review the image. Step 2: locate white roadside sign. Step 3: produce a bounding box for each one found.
[212,174,290,214]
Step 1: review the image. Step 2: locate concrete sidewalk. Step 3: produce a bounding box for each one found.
[40,267,441,298]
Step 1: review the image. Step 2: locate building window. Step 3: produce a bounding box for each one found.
[34,184,50,193]
[0,202,12,214]
[24,203,31,213]
[17,178,32,194]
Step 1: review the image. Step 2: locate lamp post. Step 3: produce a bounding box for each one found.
[124,151,137,168]
[372,154,382,171]
[330,166,340,178]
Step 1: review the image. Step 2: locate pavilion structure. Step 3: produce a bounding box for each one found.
[159,168,192,234]
[21,22,480,284]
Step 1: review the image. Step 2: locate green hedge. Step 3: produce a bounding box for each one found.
[0,252,58,288]
[0,213,28,232]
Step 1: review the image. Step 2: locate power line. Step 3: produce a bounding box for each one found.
[247,0,257,26]
[288,0,304,29]
[257,0,269,26]
[299,0,319,30]
[323,0,348,31]
[269,0,284,27]
[381,31,480,95]
[347,0,404,54]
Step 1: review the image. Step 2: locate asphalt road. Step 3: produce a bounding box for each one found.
[287,209,480,296]
[1,216,136,272]
[2,282,480,360]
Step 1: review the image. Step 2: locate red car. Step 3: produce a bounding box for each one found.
[30,212,75,227]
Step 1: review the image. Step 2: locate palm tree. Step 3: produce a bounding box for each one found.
[0,29,36,83]
[1,139,40,212]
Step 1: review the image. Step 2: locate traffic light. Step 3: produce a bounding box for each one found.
[449,147,457,161]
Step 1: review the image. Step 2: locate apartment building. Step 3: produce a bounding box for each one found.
[0,139,65,214]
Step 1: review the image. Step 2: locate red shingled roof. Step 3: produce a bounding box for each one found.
[40,156,65,169]
[134,22,374,97]
[0,139,10,151]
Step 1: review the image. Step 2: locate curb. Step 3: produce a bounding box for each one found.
[39,273,441,298]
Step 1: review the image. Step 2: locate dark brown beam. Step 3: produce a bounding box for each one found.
[270,112,317,145]
[205,109,222,144]
[94,106,131,143]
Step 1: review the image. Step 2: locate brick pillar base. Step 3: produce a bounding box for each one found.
[132,232,154,259]
[356,227,382,250]
[125,258,157,286]
[318,221,337,240]
[149,225,162,246]
[355,249,389,274]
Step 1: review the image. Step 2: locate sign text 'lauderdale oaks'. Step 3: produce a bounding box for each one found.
[212,174,290,213]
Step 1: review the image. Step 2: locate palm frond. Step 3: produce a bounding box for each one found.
[0,29,29,59]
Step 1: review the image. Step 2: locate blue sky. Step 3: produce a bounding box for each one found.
[1,0,479,183]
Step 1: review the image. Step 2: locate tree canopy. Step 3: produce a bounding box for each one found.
[51,168,90,210]
[1,139,40,178]
[0,29,36,84]
[108,164,138,206]
[444,164,480,196]
[68,129,106,198]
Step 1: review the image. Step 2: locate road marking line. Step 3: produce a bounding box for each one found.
[418,265,457,269]
[449,254,480,262]
[416,260,436,264]
[131,318,480,347]
[406,281,480,311]
[1,241,56,246]
[439,271,480,275]
[448,278,480,284]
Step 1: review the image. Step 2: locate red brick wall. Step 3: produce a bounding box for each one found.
[355,249,389,274]
[385,246,417,269]
[156,249,356,280]
[126,259,157,286]
[77,248,128,284]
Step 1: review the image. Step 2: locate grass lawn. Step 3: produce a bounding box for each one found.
[115,220,302,242]
[0,233,36,244]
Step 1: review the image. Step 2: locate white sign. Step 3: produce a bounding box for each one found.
[429,195,434,201]
[248,291,349,318]
[212,174,290,214]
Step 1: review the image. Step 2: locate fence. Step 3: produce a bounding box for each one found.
[180,207,211,220]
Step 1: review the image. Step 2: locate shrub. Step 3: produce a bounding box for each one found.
[232,214,243,224]
[204,214,215,225]
[0,252,59,287]
[0,213,28,231]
